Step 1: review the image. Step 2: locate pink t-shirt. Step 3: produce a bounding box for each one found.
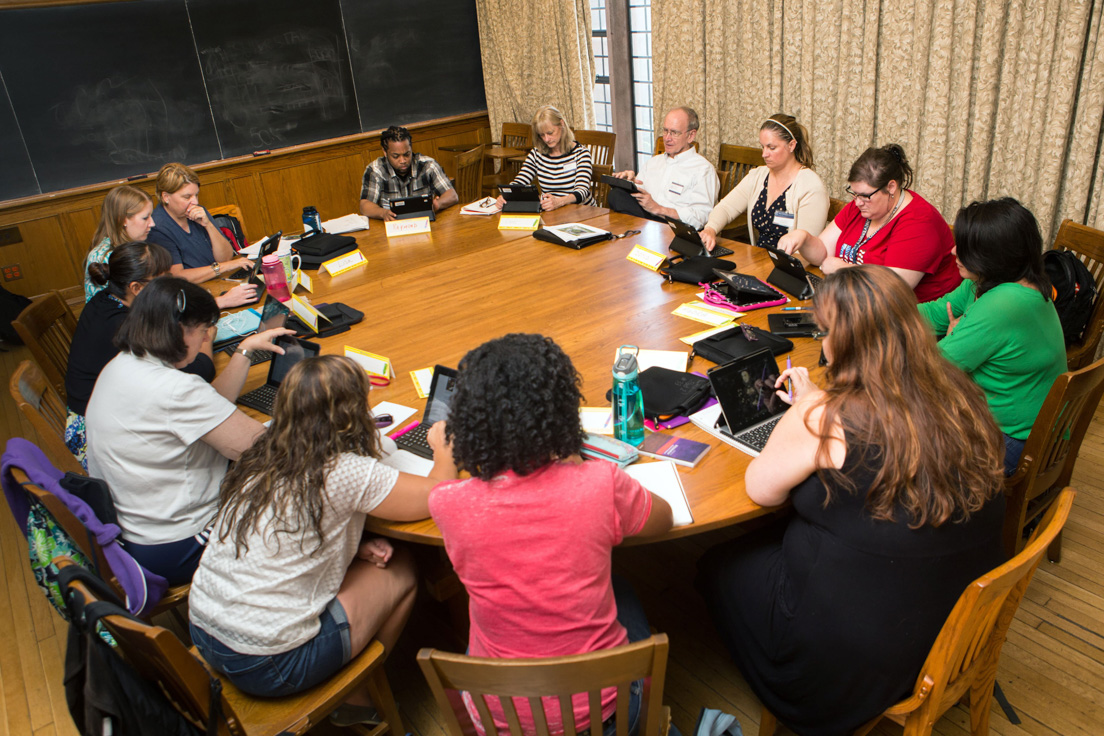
[429,460,653,735]
[833,192,961,302]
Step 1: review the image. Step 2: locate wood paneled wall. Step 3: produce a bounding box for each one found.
[0,112,491,297]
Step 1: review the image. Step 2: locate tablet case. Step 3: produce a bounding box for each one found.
[293,232,359,269]
[533,227,614,249]
[767,312,819,337]
[287,302,364,338]
[690,324,793,364]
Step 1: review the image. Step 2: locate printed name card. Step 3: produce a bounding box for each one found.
[321,250,367,276]
[384,216,432,237]
[410,367,434,399]
[672,301,738,326]
[345,346,393,380]
[288,295,329,333]
[293,269,312,292]
[626,245,666,271]
[498,214,542,231]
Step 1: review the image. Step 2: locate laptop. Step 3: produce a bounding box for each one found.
[228,230,282,282]
[214,294,291,365]
[499,184,542,213]
[707,348,789,456]
[764,246,823,301]
[390,194,436,222]
[395,365,459,459]
[664,215,734,258]
[236,335,321,415]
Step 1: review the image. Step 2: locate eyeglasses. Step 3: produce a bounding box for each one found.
[739,323,758,341]
[846,185,883,201]
[661,128,687,137]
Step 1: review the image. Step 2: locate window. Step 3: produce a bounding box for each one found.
[591,0,613,132]
[590,0,653,169]
[628,0,653,171]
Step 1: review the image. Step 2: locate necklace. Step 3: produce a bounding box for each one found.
[840,190,906,263]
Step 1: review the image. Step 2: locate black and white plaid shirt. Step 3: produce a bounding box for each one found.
[359,153,453,209]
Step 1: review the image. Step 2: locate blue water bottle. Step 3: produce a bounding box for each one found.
[302,206,321,234]
[612,345,645,446]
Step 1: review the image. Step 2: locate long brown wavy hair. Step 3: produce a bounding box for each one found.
[811,266,1003,527]
[216,355,382,557]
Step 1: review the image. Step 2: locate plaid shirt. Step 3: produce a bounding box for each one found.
[359,153,453,209]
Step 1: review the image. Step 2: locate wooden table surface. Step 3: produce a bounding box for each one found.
[227,206,824,546]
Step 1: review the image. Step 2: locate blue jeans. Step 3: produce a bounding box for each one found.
[1003,433,1027,477]
[603,575,649,736]
[190,598,352,697]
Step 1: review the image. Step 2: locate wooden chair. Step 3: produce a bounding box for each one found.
[483,122,533,196]
[419,634,670,736]
[454,144,486,204]
[760,488,1076,736]
[57,557,403,736]
[9,465,190,619]
[591,164,614,208]
[716,144,761,200]
[1050,219,1104,369]
[1004,356,1104,562]
[9,360,83,475]
[574,129,617,170]
[652,135,699,156]
[828,197,848,222]
[12,291,78,401]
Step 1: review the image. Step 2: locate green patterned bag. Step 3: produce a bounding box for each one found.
[27,501,92,619]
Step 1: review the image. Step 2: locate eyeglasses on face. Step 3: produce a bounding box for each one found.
[661,128,687,137]
[846,185,883,201]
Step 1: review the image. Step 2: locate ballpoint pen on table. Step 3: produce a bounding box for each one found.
[780,307,812,311]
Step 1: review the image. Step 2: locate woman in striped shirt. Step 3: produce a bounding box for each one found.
[497,105,595,210]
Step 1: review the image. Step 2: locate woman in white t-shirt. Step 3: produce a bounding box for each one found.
[189,355,457,724]
[85,277,290,586]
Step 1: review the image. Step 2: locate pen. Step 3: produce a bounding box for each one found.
[781,307,811,311]
[786,356,794,401]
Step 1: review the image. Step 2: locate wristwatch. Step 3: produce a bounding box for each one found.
[236,347,253,361]
[212,261,221,277]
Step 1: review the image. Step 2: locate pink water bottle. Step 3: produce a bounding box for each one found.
[261,254,291,301]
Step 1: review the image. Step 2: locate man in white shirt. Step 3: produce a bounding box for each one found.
[609,107,719,229]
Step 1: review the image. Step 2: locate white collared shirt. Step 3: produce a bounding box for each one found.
[638,148,719,229]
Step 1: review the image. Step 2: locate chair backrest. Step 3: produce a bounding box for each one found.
[454,144,486,204]
[716,144,761,199]
[502,122,532,151]
[1052,219,1104,369]
[827,197,848,222]
[573,129,617,169]
[12,291,78,400]
[652,136,700,156]
[418,634,669,736]
[716,168,733,202]
[591,164,613,208]
[57,558,244,736]
[885,488,1075,729]
[9,360,83,475]
[1004,357,1104,556]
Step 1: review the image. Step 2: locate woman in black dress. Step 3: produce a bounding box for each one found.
[697,265,1007,736]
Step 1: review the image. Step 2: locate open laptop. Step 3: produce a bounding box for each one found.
[498,184,542,213]
[236,335,321,415]
[664,215,734,258]
[764,246,823,301]
[390,194,436,222]
[395,365,459,459]
[214,294,291,365]
[228,230,282,281]
[707,348,789,456]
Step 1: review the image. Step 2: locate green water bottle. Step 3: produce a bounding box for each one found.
[612,345,645,446]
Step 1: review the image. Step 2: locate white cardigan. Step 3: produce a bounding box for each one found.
[704,166,830,247]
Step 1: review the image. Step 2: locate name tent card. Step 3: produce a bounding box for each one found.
[321,250,368,276]
[626,245,666,271]
[345,346,393,380]
[385,217,432,237]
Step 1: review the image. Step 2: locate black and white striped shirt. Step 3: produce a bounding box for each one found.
[511,143,595,205]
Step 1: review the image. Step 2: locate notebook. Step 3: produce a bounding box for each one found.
[499,184,542,213]
[395,365,459,459]
[764,246,823,300]
[214,294,291,365]
[707,348,789,456]
[236,335,321,415]
[228,230,282,281]
[390,194,436,222]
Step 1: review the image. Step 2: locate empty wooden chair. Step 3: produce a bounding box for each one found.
[1050,219,1104,369]
[12,291,78,400]
[419,634,670,736]
[716,144,762,200]
[591,164,614,208]
[59,557,403,736]
[483,122,533,196]
[1005,357,1104,562]
[759,488,1076,736]
[9,360,83,475]
[454,144,486,204]
[573,129,617,170]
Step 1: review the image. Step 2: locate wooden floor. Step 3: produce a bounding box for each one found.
[2,339,1103,736]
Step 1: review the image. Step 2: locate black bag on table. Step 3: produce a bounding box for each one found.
[659,255,735,284]
[638,367,712,419]
[293,232,358,269]
[287,302,364,338]
[690,324,793,365]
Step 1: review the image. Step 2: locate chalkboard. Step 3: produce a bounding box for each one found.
[341,0,487,131]
[0,0,487,201]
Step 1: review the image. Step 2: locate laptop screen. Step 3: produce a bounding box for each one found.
[710,349,787,433]
[424,366,459,424]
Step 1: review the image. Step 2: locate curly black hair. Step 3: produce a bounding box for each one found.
[446,334,586,481]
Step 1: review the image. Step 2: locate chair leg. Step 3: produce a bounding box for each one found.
[758,706,778,736]
[1046,529,1063,563]
[968,674,996,736]
[366,664,404,736]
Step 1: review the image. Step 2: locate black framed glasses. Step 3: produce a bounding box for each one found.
[846,185,883,201]
[739,323,758,341]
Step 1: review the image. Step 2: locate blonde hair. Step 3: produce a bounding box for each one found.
[90,185,153,252]
[155,162,201,203]
[531,105,576,155]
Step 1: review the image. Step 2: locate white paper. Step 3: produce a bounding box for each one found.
[688,404,748,454]
[624,461,694,526]
[322,213,370,233]
[461,197,500,215]
[380,449,435,476]
[372,401,418,435]
[580,407,614,435]
[614,348,689,373]
[543,222,609,242]
[240,233,293,257]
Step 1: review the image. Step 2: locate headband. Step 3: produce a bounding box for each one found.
[763,118,796,142]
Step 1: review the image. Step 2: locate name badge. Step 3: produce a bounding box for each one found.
[562,160,577,173]
[668,181,686,197]
[773,211,795,229]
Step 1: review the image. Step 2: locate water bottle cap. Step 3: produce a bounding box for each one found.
[262,254,280,264]
[613,351,639,375]
[303,206,316,213]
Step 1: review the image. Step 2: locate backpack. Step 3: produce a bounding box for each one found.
[210,213,248,252]
[1043,249,1097,346]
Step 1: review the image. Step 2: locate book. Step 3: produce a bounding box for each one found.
[637,433,711,468]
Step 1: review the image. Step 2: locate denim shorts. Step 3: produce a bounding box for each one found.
[190,598,352,697]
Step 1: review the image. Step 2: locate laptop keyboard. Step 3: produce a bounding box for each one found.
[237,384,278,415]
[735,415,784,452]
[397,424,433,458]
[806,272,824,290]
[220,341,274,366]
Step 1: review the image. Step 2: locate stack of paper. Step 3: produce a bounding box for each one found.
[623,460,694,526]
[321,213,370,234]
[461,197,500,215]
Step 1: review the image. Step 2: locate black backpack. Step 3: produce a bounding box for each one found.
[1043,249,1097,346]
[210,212,248,252]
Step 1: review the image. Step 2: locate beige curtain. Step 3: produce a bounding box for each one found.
[653,0,1104,240]
[475,0,596,138]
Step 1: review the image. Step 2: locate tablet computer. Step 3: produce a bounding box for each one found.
[601,174,639,194]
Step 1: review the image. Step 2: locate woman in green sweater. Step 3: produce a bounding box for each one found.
[918,198,1066,475]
